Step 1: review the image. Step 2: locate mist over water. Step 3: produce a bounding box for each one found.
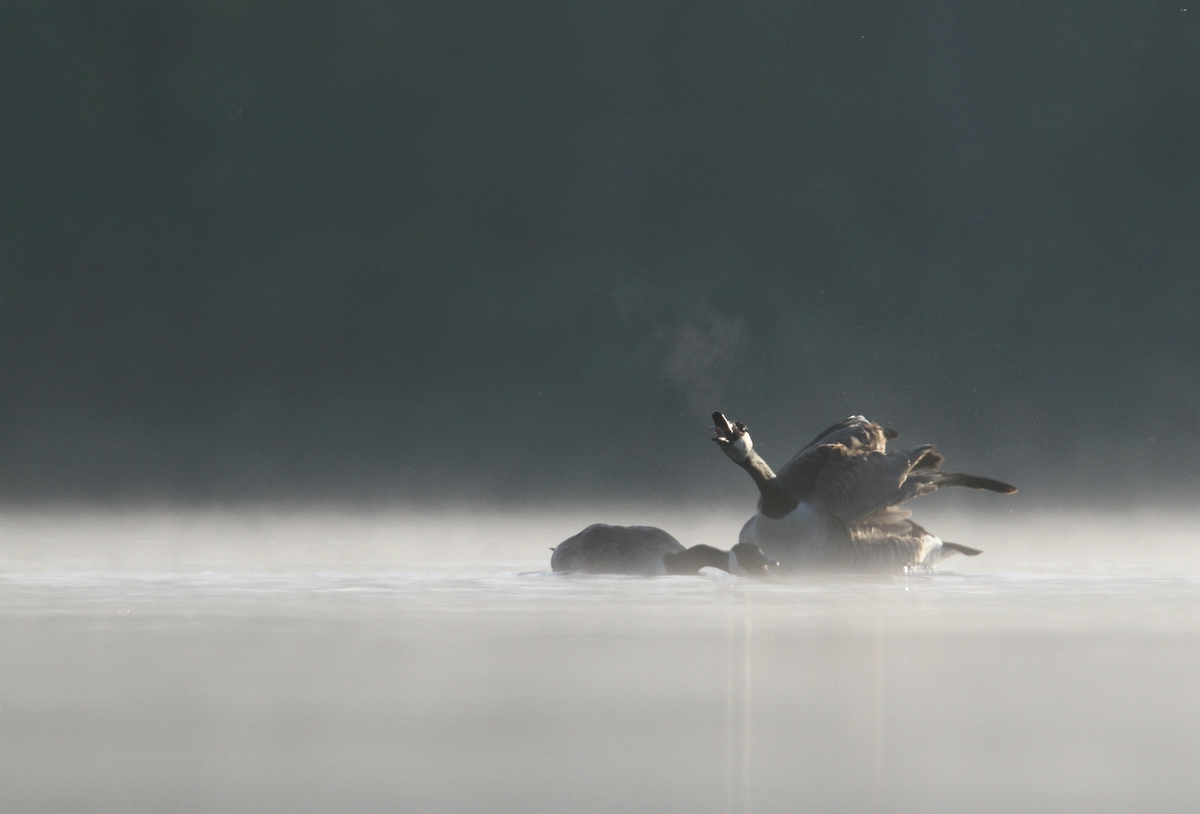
[3,506,1200,813]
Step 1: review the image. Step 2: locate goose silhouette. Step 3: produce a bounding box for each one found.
[551,523,777,577]
[711,412,1016,572]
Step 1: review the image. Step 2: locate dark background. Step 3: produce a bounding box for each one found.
[2,2,1198,504]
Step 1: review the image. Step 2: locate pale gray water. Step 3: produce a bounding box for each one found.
[1,508,1199,813]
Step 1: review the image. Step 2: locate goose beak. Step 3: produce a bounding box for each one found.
[712,411,736,440]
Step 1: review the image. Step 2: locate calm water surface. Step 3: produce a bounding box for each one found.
[1,507,1198,813]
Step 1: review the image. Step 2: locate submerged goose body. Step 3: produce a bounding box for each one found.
[551,523,776,577]
[713,412,1016,573]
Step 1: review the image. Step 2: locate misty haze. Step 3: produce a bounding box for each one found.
[2,3,1199,813]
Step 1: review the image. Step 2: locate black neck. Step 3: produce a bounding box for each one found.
[663,545,733,575]
[738,452,799,519]
[693,545,734,572]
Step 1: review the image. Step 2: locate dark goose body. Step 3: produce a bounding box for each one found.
[712,413,1016,573]
[551,524,776,577]
[551,524,684,575]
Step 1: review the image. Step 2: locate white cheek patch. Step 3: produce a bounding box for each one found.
[729,434,753,462]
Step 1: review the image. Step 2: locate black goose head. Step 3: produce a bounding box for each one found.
[711,411,754,463]
[732,542,778,577]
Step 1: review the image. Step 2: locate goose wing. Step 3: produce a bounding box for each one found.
[842,516,982,570]
[774,442,842,499]
[839,522,931,571]
[793,443,1017,525]
[775,416,898,498]
[805,444,941,524]
[798,415,897,455]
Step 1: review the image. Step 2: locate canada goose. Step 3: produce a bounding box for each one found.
[550,523,777,577]
[711,412,1016,572]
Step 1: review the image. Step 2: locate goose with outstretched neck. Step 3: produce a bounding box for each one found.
[551,523,777,577]
[711,411,1017,572]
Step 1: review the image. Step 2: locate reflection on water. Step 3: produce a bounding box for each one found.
[725,596,754,814]
[1,507,1199,813]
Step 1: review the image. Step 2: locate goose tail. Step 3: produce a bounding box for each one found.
[941,542,983,557]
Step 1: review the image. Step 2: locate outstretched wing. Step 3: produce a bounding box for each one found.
[776,416,898,497]
[808,444,939,524]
